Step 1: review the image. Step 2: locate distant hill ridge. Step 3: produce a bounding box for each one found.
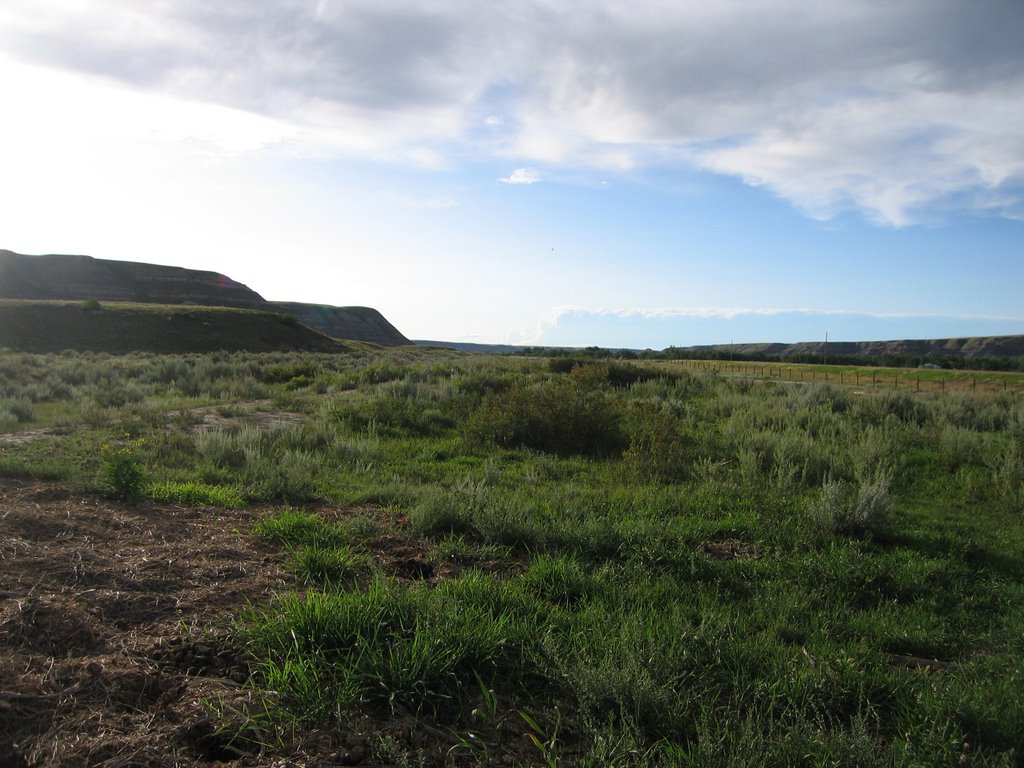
[274,302,408,346]
[418,336,1024,359]
[0,250,268,309]
[0,250,408,347]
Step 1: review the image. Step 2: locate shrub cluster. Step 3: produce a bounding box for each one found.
[465,367,625,456]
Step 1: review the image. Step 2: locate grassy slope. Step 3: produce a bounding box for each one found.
[0,299,364,354]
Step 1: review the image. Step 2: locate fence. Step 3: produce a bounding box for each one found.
[671,360,1023,395]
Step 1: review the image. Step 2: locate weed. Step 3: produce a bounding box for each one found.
[519,709,563,767]
[101,435,147,502]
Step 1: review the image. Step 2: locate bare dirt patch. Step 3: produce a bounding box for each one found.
[170,401,306,435]
[701,536,763,561]
[0,478,309,767]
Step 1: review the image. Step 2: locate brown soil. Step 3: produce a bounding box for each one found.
[0,478,317,767]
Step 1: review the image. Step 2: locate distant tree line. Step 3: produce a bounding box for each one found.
[512,345,1024,371]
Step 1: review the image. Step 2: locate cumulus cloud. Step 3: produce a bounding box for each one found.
[499,168,541,185]
[2,0,1022,222]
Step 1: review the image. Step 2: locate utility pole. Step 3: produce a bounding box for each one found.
[824,331,828,367]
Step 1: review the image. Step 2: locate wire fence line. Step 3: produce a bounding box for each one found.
[669,359,1023,395]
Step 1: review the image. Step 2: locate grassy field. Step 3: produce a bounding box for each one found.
[672,359,1024,396]
[1,348,1022,766]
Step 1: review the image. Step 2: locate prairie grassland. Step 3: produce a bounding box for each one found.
[670,358,1024,396]
[1,348,1022,766]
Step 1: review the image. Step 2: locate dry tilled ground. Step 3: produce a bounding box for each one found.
[0,478,313,767]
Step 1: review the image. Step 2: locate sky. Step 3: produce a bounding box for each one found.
[1,1,1022,348]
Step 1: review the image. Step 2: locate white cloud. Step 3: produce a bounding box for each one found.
[1,0,1022,224]
[498,168,541,185]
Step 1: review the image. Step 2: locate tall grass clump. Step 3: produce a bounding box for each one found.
[254,508,348,548]
[148,480,244,508]
[289,544,368,587]
[811,472,892,537]
[410,488,476,538]
[242,578,541,719]
[991,440,1024,513]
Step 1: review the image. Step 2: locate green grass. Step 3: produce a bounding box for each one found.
[148,480,245,508]
[253,508,349,549]
[2,348,1023,765]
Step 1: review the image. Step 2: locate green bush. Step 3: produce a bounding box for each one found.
[624,406,690,482]
[101,437,147,502]
[465,367,625,456]
[260,359,322,385]
[0,397,34,424]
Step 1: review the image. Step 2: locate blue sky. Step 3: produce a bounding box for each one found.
[1,1,1022,348]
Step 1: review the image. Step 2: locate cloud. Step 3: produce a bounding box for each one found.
[1,0,1022,222]
[498,167,541,185]
[527,307,1024,349]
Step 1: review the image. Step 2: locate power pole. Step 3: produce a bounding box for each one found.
[824,332,828,367]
